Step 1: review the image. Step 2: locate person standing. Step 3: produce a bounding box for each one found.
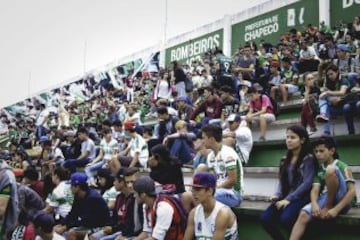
[259,125,317,240]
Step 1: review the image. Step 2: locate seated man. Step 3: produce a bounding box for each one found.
[133,176,187,240]
[223,114,253,165]
[33,211,65,240]
[200,124,243,208]
[63,127,96,173]
[54,173,110,240]
[89,167,142,240]
[184,172,238,240]
[289,136,356,240]
[245,85,276,141]
[112,120,148,172]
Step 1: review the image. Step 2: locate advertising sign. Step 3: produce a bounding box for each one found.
[231,0,319,55]
[165,29,223,67]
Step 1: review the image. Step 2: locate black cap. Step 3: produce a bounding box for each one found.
[133,176,156,196]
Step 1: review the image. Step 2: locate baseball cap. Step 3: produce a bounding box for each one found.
[227,114,241,123]
[337,44,348,52]
[124,120,136,131]
[239,80,251,88]
[68,172,87,185]
[253,83,264,92]
[186,172,216,188]
[32,211,55,233]
[133,176,156,196]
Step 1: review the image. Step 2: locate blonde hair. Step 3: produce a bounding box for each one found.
[175,120,187,131]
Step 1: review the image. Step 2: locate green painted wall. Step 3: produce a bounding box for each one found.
[249,140,360,167]
[330,0,360,26]
[165,29,223,67]
[231,0,319,55]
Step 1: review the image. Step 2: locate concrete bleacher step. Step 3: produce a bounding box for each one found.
[233,200,360,240]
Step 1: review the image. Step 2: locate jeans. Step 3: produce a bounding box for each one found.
[318,98,344,134]
[170,138,193,164]
[343,101,360,134]
[63,158,91,173]
[84,160,105,184]
[35,125,47,141]
[214,188,242,207]
[259,198,309,240]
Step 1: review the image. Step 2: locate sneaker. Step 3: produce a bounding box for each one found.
[259,136,266,142]
[316,114,329,123]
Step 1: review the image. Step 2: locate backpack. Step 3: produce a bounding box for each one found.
[260,94,280,117]
[152,194,188,240]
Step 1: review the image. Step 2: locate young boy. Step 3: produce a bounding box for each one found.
[289,136,356,240]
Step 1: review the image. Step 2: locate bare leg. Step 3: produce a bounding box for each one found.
[259,114,267,139]
[289,211,311,240]
[280,85,288,103]
[324,166,339,209]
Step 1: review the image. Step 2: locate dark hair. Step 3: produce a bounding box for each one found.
[24,167,39,181]
[151,144,179,165]
[54,167,70,181]
[313,136,339,159]
[156,106,168,115]
[112,120,122,127]
[201,124,222,142]
[325,64,340,89]
[102,128,112,135]
[203,86,214,95]
[279,125,314,199]
[77,127,88,135]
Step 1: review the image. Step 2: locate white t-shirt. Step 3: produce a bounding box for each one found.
[46,181,74,218]
[156,80,172,99]
[223,122,253,165]
[129,134,149,167]
[36,109,50,127]
[141,201,174,240]
[81,138,96,160]
[207,145,244,194]
[102,186,120,203]
[99,138,119,161]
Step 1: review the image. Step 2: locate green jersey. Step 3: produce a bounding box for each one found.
[314,159,356,204]
[217,55,233,77]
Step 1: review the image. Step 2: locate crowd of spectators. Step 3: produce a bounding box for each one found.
[0,16,360,239]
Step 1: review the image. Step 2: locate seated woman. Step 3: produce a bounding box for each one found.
[316,64,351,135]
[260,125,317,240]
[148,144,185,194]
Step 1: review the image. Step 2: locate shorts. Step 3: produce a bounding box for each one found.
[251,113,276,124]
[285,84,299,94]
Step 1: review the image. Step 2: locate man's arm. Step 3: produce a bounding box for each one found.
[217,168,236,189]
[310,184,321,217]
[129,152,139,168]
[77,150,89,160]
[212,208,231,240]
[184,209,195,240]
